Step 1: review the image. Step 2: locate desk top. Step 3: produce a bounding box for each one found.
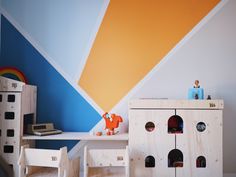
[22,132,129,141]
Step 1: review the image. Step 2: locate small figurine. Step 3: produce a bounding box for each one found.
[207,95,211,100]
[188,80,204,100]
[96,132,102,136]
[102,112,123,135]
[194,80,200,88]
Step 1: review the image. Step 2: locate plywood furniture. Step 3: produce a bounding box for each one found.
[19,145,67,177]
[18,145,79,177]
[23,132,129,177]
[0,76,37,177]
[129,99,223,177]
[22,132,128,141]
[84,146,129,177]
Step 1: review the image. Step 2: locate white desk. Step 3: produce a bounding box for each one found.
[22,132,129,141]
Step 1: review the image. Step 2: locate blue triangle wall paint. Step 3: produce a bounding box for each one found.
[0,15,101,149]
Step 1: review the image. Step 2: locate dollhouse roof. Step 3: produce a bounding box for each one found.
[0,76,26,92]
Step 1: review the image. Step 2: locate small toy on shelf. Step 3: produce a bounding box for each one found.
[96,131,102,136]
[194,80,200,88]
[207,95,212,100]
[102,112,123,135]
[188,80,204,100]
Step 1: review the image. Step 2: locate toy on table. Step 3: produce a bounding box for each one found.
[102,112,123,135]
[188,80,204,100]
[96,131,102,136]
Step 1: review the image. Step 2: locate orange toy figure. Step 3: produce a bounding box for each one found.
[102,112,123,135]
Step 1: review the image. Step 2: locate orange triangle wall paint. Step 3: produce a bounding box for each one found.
[79,0,220,111]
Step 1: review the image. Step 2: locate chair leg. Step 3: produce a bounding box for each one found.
[19,167,25,177]
[84,167,88,177]
[58,168,64,177]
[125,166,130,177]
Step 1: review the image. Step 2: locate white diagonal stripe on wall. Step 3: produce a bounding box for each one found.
[75,0,110,81]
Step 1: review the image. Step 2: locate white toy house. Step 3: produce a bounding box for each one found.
[129,99,223,177]
[0,76,37,177]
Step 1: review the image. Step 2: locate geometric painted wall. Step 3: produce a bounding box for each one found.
[0,15,101,149]
[1,0,236,174]
[0,0,108,149]
[79,0,220,111]
[1,0,109,81]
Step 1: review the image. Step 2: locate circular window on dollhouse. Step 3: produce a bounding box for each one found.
[168,115,183,134]
[196,122,206,132]
[145,122,155,132]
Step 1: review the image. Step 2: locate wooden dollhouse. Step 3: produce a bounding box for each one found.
[129,99,223,177]
[0,76,37,177]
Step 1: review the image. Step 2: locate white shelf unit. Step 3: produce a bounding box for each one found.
[22,132,129,141]
[129,99,223,177]
[0,76,37,177]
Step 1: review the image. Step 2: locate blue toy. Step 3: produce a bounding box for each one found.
[188,80,204,100]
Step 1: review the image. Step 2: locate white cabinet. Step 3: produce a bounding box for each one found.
[129,100,223,177]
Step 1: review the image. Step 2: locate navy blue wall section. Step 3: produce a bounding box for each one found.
[0,15,101,149]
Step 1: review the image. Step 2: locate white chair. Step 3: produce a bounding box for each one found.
[84,146,129,177]
[18,145,79,177]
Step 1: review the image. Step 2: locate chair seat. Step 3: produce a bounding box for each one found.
[84,146,129,177]
[28,167,57,177]
[88,167,126,177]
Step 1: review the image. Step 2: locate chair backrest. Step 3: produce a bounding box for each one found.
[85,146,129,167]
[18,145,68,168]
